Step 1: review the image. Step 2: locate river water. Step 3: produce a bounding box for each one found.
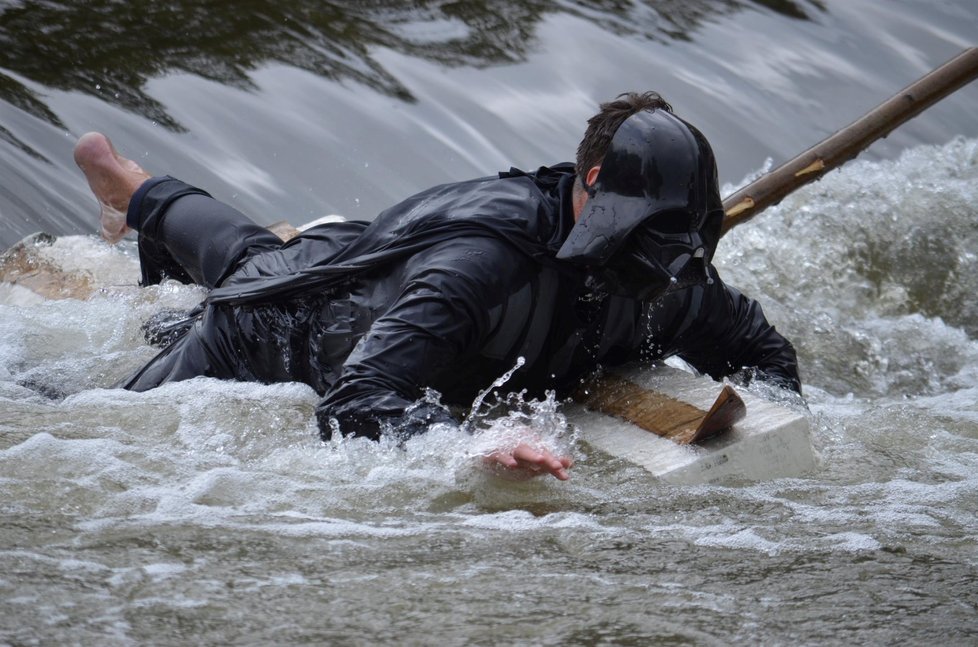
[2,1,977,645]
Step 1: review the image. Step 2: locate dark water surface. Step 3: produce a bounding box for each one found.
[1,0,976,247]
[2,1,978,646]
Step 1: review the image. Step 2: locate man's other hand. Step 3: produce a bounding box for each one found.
[484,442,573,481]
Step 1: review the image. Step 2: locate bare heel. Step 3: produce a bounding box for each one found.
[73,132,149,244]
[99,201,130,244]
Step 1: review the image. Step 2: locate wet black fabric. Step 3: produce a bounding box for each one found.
[124,167,800,440]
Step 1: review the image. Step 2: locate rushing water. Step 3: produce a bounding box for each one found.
[2,1,978,645]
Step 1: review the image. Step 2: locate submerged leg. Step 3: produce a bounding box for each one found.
[73,132,151,244]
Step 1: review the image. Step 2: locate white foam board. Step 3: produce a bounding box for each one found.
[572,365,817,484]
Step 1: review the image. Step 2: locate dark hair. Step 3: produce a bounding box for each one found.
[575,91,673,178]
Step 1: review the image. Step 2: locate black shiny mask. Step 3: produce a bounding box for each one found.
[557,109,723,266]
[591,210,716,301]
[558,108,725,300]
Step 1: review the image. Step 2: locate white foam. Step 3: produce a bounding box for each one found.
[140,562,189,580]
[823,531,882,552]
[459,509,602,532]
[36,235,141,284]
[1,142,977,625]
[718,137,978,399]
[0,282,46,306]
[693,525,786,555]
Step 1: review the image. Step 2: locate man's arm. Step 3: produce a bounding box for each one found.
[315,278,480,440]
[314,237,527,436]
[645,267,801,393]
[314,239,574,479]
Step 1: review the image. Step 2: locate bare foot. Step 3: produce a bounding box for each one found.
[73,132,151,244]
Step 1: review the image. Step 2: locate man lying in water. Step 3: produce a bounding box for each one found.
[74,91,800,481]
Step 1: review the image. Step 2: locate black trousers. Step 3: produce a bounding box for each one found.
[123,176,284,389]
[126,176,283,289]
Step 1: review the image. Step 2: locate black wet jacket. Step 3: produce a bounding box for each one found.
[126,165,800,439]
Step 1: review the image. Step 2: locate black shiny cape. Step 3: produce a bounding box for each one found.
[126,165,800,440]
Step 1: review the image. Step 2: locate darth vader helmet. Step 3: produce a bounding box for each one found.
[556,109,724,300]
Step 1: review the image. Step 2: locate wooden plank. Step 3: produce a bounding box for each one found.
[575,373,746,445]
[575,365,816,484]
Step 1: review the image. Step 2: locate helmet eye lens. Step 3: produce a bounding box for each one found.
[647,209,691,235]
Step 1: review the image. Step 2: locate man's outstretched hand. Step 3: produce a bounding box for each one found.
[484,442,573,481]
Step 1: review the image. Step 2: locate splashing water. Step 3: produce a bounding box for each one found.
[3,0,978,638]
[2,139,978,645]
[395,357,576,485]
[463,355,526,426]
[463,388,574,460]
[718,137,978,399]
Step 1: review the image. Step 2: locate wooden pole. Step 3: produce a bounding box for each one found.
[721,47,978,235]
